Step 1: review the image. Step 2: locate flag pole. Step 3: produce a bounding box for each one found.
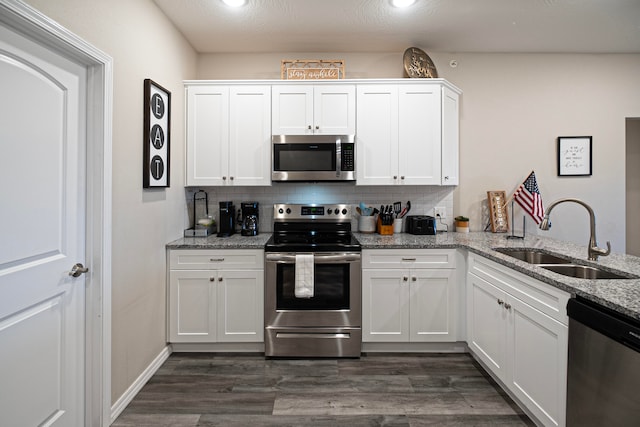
[506,199,524,239]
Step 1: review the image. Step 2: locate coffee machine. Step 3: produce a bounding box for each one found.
[240,202,259,236]
[217,201,236,237]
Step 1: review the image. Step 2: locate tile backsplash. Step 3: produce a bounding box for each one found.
[184,183,454,232]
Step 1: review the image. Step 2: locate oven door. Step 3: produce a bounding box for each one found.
[264,252,361,328]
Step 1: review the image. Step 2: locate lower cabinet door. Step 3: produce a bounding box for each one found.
[169,270,217,343]
[466,272,508,382]
[409,268,457,342]
[217,269,264,342]
[508,296,568,427]
[362,269,409,342]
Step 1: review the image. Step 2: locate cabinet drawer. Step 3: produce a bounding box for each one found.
[468,253,570,325]
[362,249,456,269]
[169,249,263,270]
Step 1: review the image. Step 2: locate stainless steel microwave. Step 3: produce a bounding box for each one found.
[271,134,355,182]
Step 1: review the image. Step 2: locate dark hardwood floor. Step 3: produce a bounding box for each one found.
[113,352,535,426]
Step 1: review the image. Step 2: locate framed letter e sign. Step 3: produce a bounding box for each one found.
[143,79,170,188]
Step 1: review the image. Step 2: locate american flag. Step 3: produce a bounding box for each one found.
[513,171,545,224]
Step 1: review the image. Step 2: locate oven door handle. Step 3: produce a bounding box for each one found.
[265,253,361,264]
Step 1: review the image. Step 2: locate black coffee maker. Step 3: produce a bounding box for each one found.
[217,201,236,237]
[240,202,259,236]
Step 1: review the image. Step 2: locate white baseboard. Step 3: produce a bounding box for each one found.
[362,341,468,353]
[110,345,172,424]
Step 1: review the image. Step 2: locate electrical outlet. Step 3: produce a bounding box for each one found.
[433,207,446,218]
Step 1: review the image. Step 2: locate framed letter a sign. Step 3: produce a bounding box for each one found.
[143,79,170,188]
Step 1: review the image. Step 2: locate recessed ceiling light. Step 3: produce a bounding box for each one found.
[221,0,246,7]
[390,0,416,7]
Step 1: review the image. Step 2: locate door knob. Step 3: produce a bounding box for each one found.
[69,263,89,277]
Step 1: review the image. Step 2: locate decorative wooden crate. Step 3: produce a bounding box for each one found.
[281,59,345,80]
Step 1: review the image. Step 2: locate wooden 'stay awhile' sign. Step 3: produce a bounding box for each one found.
[281,59,345,80]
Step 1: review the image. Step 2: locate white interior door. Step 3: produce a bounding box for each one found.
[0,22,87,427]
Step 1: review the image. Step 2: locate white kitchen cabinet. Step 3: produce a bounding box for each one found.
[466,253,569,427]
[168,249,264,343]
[356,81,460,186]
[272,84,356,135]
[362,249,458,342]
[185,84,271,186]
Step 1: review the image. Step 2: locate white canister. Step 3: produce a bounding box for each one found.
[393,218,403,233]
[358,216,377,233]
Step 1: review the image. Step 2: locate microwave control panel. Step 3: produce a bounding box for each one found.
[341,143,355,171]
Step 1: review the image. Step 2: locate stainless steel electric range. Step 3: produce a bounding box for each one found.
[264,203,362,358]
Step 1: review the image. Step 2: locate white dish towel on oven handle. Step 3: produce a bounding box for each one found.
[295,253,314,298]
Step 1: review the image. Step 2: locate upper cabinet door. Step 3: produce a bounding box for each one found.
[441,86,460,185]
[356,85,399,185]
[313,85,356,135]
[186,84,271,187]
[272,84,356,135]
[398,85,442,185]
[228,86,271,186]
[186,86,229,186]
[271,85,314,135]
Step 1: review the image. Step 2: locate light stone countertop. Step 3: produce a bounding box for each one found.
[167,233,272,249]
[167,231,640,322]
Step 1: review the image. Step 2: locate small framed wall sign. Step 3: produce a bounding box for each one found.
[557,136,592,176]
[143,79,170,188]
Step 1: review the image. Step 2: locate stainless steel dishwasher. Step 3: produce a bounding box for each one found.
[566,297,640,426]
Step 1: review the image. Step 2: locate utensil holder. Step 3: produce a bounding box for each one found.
[393,218,404,233]
[358,215,377,233]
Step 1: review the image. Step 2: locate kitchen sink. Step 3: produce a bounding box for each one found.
[494,248,572,265]
[494,248,635,279]
[540,264,635,280]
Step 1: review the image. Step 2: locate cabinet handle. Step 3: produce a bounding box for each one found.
[209,277,215,282]
[222,176,226,180]
[230,176,234,181]
[403,276,408,282]
[308,125,312,130]
[411,276,417,282]
[218,277,223,282]
[497,299,504,306]
[401,176,405,180]
[393,176,397,180]
[444,176,450,180]
[315,125,319,130]
[210,258,225,262]
[401,258,417,261]
[504,302,512,310]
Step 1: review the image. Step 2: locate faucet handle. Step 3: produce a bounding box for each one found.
[593,241,611,257]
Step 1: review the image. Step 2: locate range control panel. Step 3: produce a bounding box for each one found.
[273,204,351,221]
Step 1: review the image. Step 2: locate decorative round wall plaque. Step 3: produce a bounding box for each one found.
[403,47,438,78]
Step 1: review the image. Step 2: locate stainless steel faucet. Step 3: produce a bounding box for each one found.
[539,198,611,261]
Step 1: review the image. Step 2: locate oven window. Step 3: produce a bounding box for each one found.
[274,143,336,171]
[276,263,350,310]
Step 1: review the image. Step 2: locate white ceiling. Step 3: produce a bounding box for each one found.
[153,0,640,54]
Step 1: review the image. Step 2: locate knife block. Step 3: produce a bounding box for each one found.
[377,217,393,235]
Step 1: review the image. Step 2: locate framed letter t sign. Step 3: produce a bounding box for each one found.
[143,79,171,188]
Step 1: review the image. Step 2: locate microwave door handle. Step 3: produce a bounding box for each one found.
[335,138,341,178]
[265,253,360,263]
